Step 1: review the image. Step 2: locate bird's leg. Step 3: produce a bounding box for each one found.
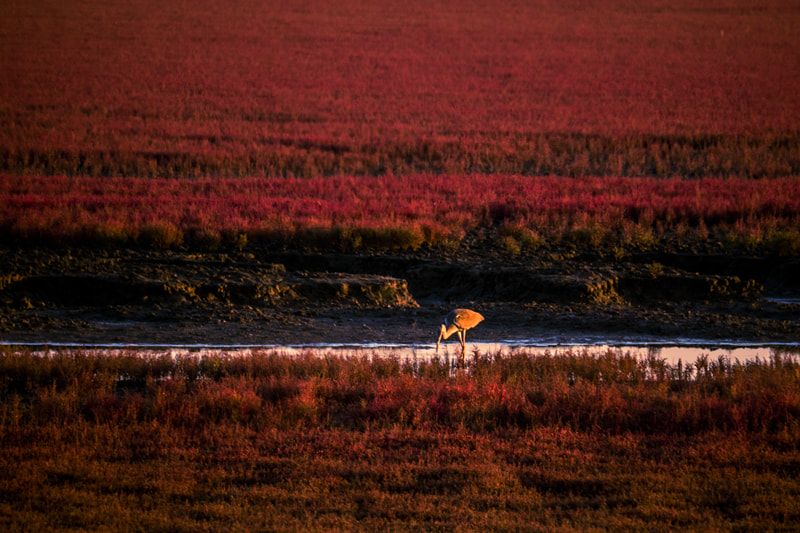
[458,330,466,365]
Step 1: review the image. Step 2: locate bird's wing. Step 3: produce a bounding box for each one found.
[453,309,471,326]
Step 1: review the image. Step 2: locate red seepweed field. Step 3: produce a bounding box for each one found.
[2,173,800,254]
[2,347,800,531]
[1,0,799,179]
[3,0,800,531]
[2,0,799,252]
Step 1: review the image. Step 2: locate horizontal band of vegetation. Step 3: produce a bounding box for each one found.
[4,348,800,530]
[3,174,800,255]
[4,0,799,187]
[3,132,799,179]
[3,348,799,436]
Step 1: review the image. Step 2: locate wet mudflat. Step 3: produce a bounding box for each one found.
[1,245,799,347]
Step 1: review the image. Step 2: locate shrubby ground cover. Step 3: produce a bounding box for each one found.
[2,348,800,531]
[3,173,800,254]
[2,0,799,179]
[2,0,799,255]
[2,1,800,529]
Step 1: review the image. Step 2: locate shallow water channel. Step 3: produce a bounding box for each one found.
[6,335,799,366]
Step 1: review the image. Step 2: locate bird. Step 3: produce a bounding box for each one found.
[436,308,484,363]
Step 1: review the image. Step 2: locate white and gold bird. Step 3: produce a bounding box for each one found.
[436,308,484,361]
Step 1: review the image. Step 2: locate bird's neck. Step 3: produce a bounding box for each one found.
[440,323,459,340]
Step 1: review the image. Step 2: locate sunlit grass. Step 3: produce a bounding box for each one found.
[2,347,799,530]
[3,174,800,254]
[4,346,800,434]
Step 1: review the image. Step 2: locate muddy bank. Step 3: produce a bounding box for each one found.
[1,245,798,346]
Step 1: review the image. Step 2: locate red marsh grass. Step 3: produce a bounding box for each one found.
[1,0,799,177]
[3,173,800,254]
[2,347,800,530]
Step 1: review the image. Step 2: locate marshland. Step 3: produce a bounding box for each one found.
[2,345,800,531]
[2,0,800,530]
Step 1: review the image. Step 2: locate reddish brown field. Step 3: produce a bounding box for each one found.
[3,173,799,254]
[1,0,799,177]
[4,292,796,531]
[2,348,800,531]
[2,3,800,528]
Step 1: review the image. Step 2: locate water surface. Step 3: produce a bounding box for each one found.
[6,335,798,366]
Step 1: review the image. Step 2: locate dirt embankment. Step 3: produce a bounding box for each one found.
[0,245,798,346]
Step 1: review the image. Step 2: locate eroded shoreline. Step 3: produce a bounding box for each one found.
[1,246,799,346]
